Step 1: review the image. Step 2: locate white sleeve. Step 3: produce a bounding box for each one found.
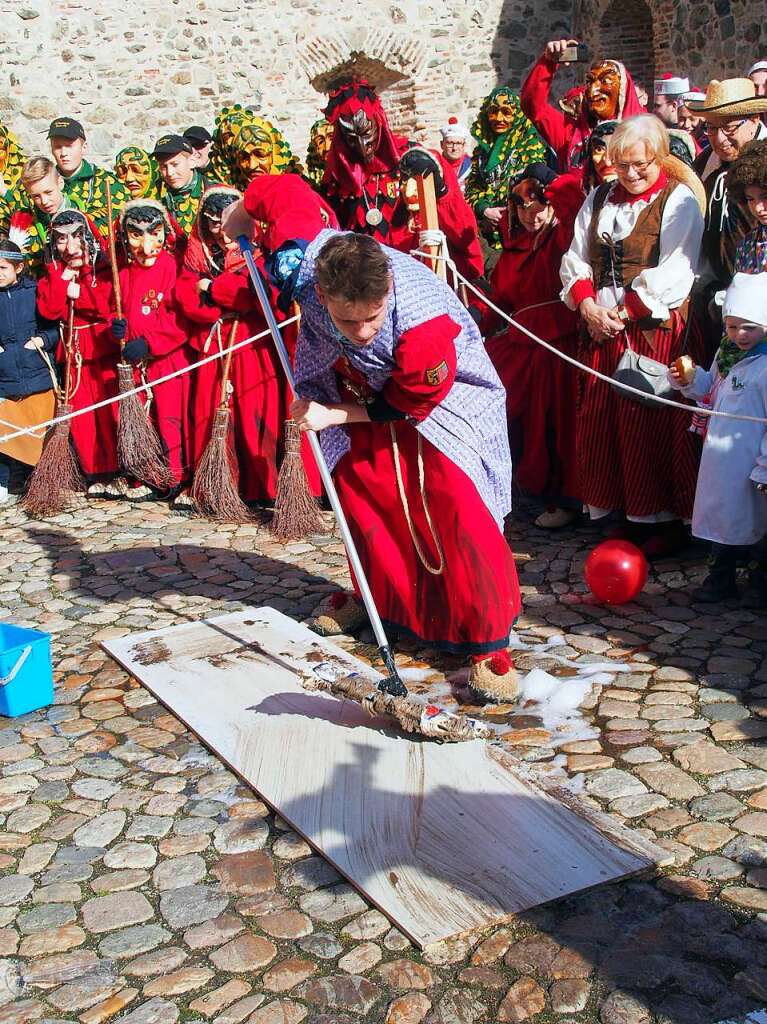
[681,361,716,403]
[630,185,704,320]
[559,189,597,310]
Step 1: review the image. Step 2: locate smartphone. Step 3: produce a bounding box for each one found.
[557,42,589,64]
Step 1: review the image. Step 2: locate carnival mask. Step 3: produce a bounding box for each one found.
[125,215,166,267]
[590,140,617,182]
[585,63,621,121]
[235,127,274,179]
[398,147,447,211]
[313,121,335,162]
[116,154,152,198]
[53,225,86,269]
[487,94,517,135]
[338,109,379,165]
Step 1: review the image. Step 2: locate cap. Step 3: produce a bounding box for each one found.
[152,134,194,158]
[47,117,86,141]
[723,272,767,327]
[748,60,767,77]
[183,126,213,146]
[439,116,470,141]
[654,75,690,96]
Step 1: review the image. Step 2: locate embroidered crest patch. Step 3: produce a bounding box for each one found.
[425,361,449,387]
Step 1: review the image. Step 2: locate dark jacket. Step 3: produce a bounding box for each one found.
[0,276,59,397]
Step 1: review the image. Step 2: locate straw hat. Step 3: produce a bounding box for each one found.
[687,78,767,120]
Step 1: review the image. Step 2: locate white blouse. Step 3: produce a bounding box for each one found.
[559,181,704,320]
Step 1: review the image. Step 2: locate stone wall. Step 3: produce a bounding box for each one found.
[0,0,574,171]
[575,0,765,91]
[2,0,765,175]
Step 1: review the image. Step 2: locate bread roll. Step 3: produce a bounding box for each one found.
[673,355,695,384]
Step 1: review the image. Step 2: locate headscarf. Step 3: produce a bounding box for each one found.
[470,87,546,180]
[210,106,302,191]
[113,146,160,200]
[0,120,25,197]
[322,79,408,198]
[184,185,243,276]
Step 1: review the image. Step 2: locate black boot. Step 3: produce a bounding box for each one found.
[692,544,739,603]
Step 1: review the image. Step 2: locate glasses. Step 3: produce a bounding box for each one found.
[705,119,748,139]
[616,158,656,174]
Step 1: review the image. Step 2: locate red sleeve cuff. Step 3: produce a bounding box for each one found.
[569,279,596,307]
[623,289,652,321]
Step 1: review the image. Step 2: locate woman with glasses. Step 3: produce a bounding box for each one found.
[485,163,584,528]
[560,115,705,558]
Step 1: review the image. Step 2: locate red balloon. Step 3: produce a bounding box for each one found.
[584,540,648,605]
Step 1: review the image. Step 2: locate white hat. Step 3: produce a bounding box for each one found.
[440,116,469,141]
[747,60,767,77]
[723,273,767,327]
[679,90,706,107]
[654,75,690,96]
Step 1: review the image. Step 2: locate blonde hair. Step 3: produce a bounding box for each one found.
[607,115,670,164]
[21,156,58,188]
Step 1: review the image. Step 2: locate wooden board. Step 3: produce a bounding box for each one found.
[104,607,668,948]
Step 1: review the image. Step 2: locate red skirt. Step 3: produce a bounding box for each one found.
[334,419,520,655]
[69,353,119,478]
[485,325,580,502]
[141,346,195,487]
[576,315,700,519]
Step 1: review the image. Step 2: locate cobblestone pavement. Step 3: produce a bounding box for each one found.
[1,494,767,1024]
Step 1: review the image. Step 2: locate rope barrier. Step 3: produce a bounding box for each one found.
[2,249,766,446]
[413,249,767,427]
[0,315,298,446]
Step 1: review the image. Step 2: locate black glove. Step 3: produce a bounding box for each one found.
[467,304,483,327]
[111,318,127,341]
[122,336,150,364]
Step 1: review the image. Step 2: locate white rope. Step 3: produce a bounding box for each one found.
[0,315,298,446]
[413,249,767,427]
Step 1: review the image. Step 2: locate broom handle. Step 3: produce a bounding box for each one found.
[105,190,123,326]
[238,237,406,698]
[218,320,239,408]
[63,299,75,402]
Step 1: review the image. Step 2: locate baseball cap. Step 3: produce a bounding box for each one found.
[183,126,213,147]
[152,134,194,158]
[47,117,86,141]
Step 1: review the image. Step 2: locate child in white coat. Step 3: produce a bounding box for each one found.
[669,272,767,603]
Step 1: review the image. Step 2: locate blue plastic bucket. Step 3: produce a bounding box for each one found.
[0,623,54,718]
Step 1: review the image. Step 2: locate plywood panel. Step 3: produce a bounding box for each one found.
[104,608,667,948]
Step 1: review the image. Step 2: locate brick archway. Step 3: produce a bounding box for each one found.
[598,0,655,94]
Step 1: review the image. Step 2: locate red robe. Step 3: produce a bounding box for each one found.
[175,261,309,502]
[333,321,520,655]
[119,250,194,486]
[36,264,120,477]
[520,56,644,170]
[485,176,582,502]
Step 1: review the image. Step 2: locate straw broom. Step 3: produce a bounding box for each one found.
[107,190,174,490]
[191,319,250,522]
[22,299,85,516]
[270,306,323,541]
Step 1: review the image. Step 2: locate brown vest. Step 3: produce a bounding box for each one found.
[588,179,679,310]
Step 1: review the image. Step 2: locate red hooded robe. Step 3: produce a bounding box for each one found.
[520,58,645,171]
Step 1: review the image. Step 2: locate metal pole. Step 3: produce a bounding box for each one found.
[238,237,406,697]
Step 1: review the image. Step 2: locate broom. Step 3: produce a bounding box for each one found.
[191,319,250,522]
[22,299,85,517]
[239,235,488,742]
[107,190,174,490]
